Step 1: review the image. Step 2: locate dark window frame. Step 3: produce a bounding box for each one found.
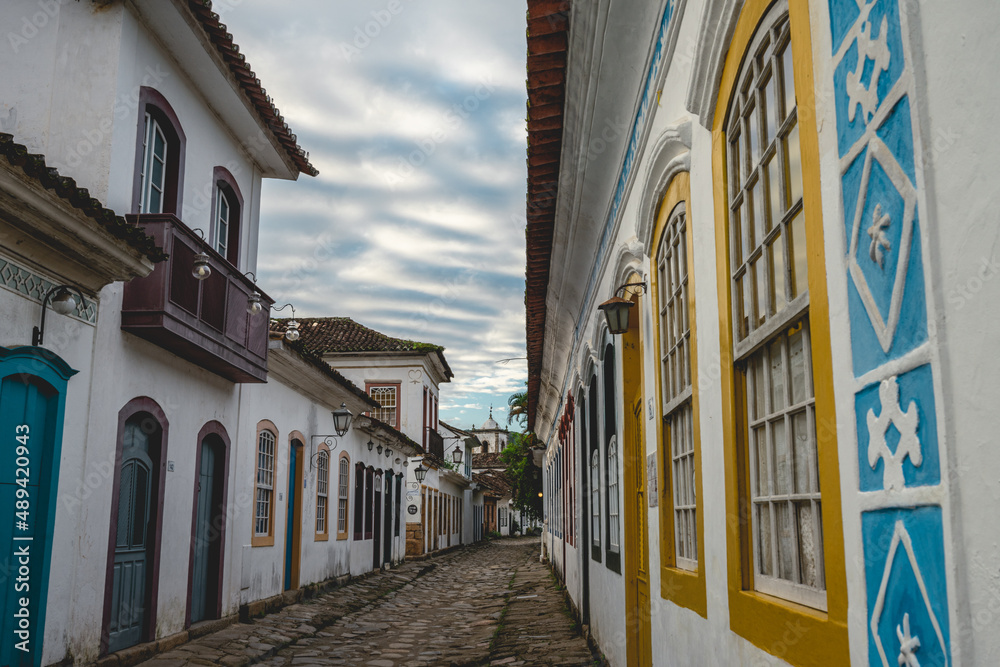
[131,87,186,215]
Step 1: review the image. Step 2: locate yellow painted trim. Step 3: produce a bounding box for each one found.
[621,271,653,667]
[711,0,848,664]
[315,443,331,541]
[336,452,351,541]
[649,172,708,618]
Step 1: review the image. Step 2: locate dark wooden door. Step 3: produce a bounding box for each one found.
[372,474,383,570]
[108,417,158,652]
[190,438,223,623]
[383,474,392,564]
[284,441,303,591]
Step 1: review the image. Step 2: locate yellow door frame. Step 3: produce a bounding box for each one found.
[621,274,653,667]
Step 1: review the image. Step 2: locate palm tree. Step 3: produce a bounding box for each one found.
[507,383,528,427]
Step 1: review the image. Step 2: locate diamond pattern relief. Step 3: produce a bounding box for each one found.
[847,138,915,354]
[0,258,97,324]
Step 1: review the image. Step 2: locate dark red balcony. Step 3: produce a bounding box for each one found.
[121,214,274,383]
[427,429,444,460]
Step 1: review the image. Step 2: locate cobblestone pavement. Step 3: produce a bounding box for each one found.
[137,538,601,667]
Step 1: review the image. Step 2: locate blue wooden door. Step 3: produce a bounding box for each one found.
[190,439,220,623]
[0,348,75,667]
[108,416,158,652]
[283,443,301,591]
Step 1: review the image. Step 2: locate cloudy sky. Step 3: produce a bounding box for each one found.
[219,1,529,432]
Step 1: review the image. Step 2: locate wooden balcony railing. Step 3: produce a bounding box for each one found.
[121,214,274,383]
[427,429,444,460]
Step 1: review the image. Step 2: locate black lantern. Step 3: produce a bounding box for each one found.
[367,438,374,452]
[414,464,427,482]
[376,443,383,455]
[452,448,464,464]
[385,447,392,458]
[597,281,646,335]
[32,285,85,346]
[331,403,353,436]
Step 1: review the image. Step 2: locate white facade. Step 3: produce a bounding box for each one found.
[529,0,1000,666]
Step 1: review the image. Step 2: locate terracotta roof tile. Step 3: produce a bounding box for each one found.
[0,133,166,262]
[472,452,505,469]
[525,0,570,430]
[185,1,318,177]
[285,316,454,379]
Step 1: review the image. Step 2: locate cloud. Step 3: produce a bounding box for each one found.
[223,0,528,431]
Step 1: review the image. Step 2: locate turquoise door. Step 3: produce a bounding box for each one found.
[0,347,76,667]
[190,438,222,623]
[283,442,302,591]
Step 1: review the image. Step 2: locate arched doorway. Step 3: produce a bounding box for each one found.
[284,437,304,591]
[621,279,652,666]
[0,347,76,667]
[188,423,230,625]
[103,399,168,654]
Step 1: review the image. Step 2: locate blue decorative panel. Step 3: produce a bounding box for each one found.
[856,364,938,492]
[827,0,861,55]
[863,507,951,667]
[842,131,927,375]
[0,258,97,324]
[832,0,906,157]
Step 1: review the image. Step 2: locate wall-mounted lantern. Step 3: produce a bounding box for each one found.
[32,285,86,346]
[597,281,647,334]
[414,464,427,482]
[331,403,353,437]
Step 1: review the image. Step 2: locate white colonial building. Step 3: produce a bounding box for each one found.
[526,0,1000,666]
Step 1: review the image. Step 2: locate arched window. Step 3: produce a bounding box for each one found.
[602,341,620,571]
[365,466,375,539]
[723,1,822,610]
[588,375,601,561]
[133,88,185,215]
[211,166,243,266]
[353,462,365,540]
[337,453,351,540]
[253,423,277,547]
[591,449,600,547]
[607,437,619,551]
[655,198,700,571]
[315,447,330,540]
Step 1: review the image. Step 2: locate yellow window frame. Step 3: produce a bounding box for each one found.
[314,442,331,541]
[712,0,848,663]
[651,172,707,617]
[251,420,278,547]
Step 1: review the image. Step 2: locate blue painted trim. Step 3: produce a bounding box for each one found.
[0,346,77,667]
[573,0,678,341]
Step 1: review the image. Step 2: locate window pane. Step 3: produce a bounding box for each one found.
[768,234,787,315]
[789,326,807,404]
[768,338,785,412]
[784,120,802,208]
[754,426,769,495]
[757,504,772,576]
[731,204,743,267]
[796,501,819,587]
[781,42,796,120]
[747,104,760,168]
[792,410,813,493]
[752,257,767,326]
[763,73,777,146]
[776,501,795,581]
[789,209,808,298]
[766,157,782,225]
[752,356,766,420]
[772,418,790,495]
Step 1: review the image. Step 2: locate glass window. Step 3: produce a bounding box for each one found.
[656,203,698,570]
[140,113,167,214]
[255,430,275,537]
[214,186,230,257]
[338,455,350,537]
[369,386,398,427]
[725,5,824,610]
[607,439,619,550]
[315,450,329,536]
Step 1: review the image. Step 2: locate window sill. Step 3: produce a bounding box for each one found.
[660,565,707,618]
[728,588,847,665]
[251,535,274,547]
[314,533,329,542]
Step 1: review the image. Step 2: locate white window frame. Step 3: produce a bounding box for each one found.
[255,430,275,537]
[214,185,231,258]
[369,385,398,428]
[591,449,600,547]
[316,449,329,535]
[725,1,825,611]
[338,455,349,536]
[607,437,620,551]
[139,113,167,214]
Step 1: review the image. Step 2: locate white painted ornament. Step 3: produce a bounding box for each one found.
[847,4,891,125]
[896,613,921,667]
[867,376,921,491]
[868,203,892,268]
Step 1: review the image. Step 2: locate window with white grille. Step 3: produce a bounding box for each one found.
[214,186,231,257]
[316,450,329,535]
[725,1,824,610]
[591,449,600,546]
[139,113,167,214]
[369,386,398,427]
[607,438,620,550]
[656,203,698,570]
[338,455,349,537]
[255,430,275,537]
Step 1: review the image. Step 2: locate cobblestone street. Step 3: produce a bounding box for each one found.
[135,538,600,667]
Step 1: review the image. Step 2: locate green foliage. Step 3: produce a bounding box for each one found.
[507,381,528,427]
[500,431,543,522]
